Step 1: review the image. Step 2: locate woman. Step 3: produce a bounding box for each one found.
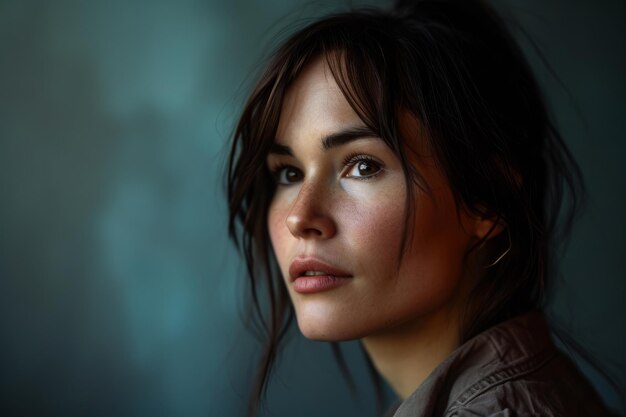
[227,0,614,415]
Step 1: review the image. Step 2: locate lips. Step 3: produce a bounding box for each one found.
[289,258,352,281]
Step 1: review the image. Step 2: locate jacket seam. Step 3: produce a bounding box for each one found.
[445,347,558,414]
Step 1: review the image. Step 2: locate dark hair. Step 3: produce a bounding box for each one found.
[227,0,583,415]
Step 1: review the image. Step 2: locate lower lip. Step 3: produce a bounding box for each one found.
[292,275,351,294]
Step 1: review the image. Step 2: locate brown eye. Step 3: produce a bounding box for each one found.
[345,156,383,179]
[356,160,378,176]
[274,165,303,185]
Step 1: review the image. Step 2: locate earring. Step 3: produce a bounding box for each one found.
[483,228,511,269]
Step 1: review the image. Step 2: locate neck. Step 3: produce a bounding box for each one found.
[361,308,461,400]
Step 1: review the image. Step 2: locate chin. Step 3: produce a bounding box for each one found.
[298,325,352,342]
[296,315,366,342]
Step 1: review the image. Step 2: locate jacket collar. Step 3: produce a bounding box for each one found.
[391,311,556,417]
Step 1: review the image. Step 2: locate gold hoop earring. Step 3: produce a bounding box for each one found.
[483,228,511,269]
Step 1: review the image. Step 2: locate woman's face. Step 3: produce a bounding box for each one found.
[266,57,487,341]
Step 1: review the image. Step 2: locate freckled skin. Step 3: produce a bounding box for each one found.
[267,57,488,342]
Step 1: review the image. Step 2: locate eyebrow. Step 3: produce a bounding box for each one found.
[269,126,379,156]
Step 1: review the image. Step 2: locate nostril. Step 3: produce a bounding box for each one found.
[303,227,323,237]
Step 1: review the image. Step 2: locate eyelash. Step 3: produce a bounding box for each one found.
[342,153,384,180]
[269,163,300,184]
[269,153,384,185]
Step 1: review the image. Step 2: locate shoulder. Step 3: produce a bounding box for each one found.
[442,314,611,417]
[393,311,612,417]
[444,353,610,416]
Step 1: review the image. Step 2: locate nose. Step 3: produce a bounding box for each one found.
[286,181,337,239]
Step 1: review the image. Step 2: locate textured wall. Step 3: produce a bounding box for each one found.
[0,0,624,416]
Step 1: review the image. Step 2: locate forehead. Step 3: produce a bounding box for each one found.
[274,54,433,159]
[276,56,365,144]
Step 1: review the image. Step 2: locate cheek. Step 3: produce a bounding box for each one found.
[397,194,472,299]
[340,184,407,273]
[267,201,289,261]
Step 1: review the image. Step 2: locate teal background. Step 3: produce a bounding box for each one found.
[0,0,624,416]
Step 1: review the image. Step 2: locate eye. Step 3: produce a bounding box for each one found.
[271,164,303,185]
[344,155,384,180]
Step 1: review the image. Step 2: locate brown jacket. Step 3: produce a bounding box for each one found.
[390,311,613,417]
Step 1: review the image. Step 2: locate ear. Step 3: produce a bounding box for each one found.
[468,211,506,242]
